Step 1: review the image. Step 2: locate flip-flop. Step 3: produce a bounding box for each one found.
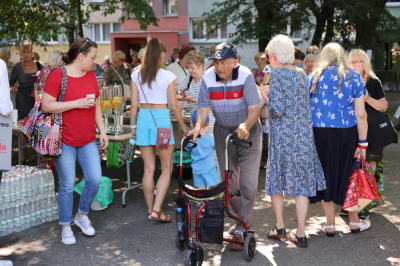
[149,210,172,222]
[289,235,308,248]
[267,226,287,239]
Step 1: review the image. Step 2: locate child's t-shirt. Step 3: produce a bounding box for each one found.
[186,134,216,174]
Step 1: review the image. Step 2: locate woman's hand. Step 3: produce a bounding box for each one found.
[354,147,366,162]
[10,87,17,94]
[182,126,189,136]
[131,128,136,137]
[99,133,109,150]
[75,97,96,109]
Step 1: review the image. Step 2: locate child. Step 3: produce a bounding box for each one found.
[186,110,219,190]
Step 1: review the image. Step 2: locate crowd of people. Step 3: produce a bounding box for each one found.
[0,33,391,251]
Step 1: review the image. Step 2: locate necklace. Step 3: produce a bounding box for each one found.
[23,60,33,69]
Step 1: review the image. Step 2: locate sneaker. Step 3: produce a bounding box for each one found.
[358,211,370,219]
[338,209,349,216]
[74,215,95,236]
[61,226,76,245]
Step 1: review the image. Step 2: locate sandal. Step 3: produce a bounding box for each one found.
[350,219,371,233]
[149,210,172,222]
[289,235,308,248]
[321,223,335,237]
[267,226,287,239]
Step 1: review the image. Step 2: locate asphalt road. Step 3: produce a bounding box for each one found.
[1,134,399,266]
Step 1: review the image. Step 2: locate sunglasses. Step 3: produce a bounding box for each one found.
[306,51,318,55]
[78,37,92,55]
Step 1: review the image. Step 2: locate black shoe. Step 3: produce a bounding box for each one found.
[289,235,308,248]
[267,226,287,239]
[339,209,349,216]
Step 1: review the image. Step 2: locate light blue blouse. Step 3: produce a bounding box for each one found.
[309,63,366,128]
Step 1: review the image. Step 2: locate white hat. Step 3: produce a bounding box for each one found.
[104,55,110,60]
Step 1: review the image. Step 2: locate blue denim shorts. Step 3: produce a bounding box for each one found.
[137,109,175,146]
[193,165,219,188]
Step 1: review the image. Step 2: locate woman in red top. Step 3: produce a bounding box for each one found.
[42,38,108,245]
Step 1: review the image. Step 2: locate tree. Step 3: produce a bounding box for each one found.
[0,0,158,47]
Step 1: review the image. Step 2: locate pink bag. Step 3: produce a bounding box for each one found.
[138,72,171,149]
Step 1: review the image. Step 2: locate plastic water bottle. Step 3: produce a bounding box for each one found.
[47,170,55,196]
[26,174,33,201]
[176,207,184,240]
[14,175,21,206]
[9,178,16,208]
[29,202,36,226]
[38,171,45,199]
[40,198,47,221]
[3,178,11,209]
[5,207,14,235]
[0,209,5,236]
[20,174,27,204]
[35,200,42,225]
[51,196,58,221]
[13,205,21,232]
[31,172,38,200]
[126,136,137,163]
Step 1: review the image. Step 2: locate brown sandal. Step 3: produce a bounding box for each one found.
[149,210,172,222]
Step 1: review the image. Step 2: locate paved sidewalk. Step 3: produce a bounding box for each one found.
[1,136,399,266]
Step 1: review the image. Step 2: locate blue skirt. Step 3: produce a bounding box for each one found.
[136,109,174,146]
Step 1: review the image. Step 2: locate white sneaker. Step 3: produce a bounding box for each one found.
[0,260,13,266]
[61,226,76,245]
[74,214,95,236]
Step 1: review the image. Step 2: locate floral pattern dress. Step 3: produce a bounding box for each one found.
[266,68,326,197]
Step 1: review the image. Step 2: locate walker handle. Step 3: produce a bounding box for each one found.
[182,134,201,150]
[230,132,252,149]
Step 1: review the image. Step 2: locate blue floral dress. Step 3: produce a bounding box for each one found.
[266,68,326,197]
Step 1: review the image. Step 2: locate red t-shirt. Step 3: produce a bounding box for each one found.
[44,68,100,147]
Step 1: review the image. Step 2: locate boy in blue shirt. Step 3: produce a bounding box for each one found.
[187,110,219,189]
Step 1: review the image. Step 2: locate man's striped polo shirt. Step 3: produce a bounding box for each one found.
[198,64,260,128]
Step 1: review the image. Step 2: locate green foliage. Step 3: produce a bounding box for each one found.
[0,0,158,47]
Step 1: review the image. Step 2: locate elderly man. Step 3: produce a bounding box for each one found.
[189,42,262,250]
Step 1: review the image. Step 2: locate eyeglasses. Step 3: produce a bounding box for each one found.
[350,61,363,66]
[78,37,92,55]
[119,58,126,62]
[306,51,318,55]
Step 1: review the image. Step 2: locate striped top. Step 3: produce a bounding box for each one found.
[198,64,260,128]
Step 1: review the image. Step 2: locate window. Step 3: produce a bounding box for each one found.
[291,30,302,39]
[191,19,228,41]
[92,23,121,43]
[164,0,178,15]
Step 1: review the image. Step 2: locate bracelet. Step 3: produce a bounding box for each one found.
[179,125,187,130]
[357,143,368,149]
[358,139,367,143]
[130,125,137,129]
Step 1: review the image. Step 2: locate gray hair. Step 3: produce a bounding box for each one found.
[303,53,319,71]
[266,34,294,65]
[48,50,63,67]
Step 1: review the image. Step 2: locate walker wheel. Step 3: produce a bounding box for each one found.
[185,245,203,266]
[176,233,186,251]
[243,233,256,261]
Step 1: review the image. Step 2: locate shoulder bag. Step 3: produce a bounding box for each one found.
[21,66,67,157]
[111,66,131,101]
[137,72,171,149]
[366,105,398,151]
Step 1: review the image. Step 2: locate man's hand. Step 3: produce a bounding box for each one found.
[187,128,201,141]
[236,123,250,140]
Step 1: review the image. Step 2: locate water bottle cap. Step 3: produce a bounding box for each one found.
[177,208,182,212]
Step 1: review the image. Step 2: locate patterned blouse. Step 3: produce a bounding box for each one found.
[309,63,366,128]
[104,66,131,86]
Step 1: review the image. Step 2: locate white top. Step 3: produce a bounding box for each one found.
[166,62,189,86]
[0,59,13,117]
[131,69,176,104]
[203,57,214,71]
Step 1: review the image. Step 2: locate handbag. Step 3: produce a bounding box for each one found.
[366,147,383,161]
[111,66,131,101]
[366,105,398,151]
[342,156,379,212]
[21,66,67,157]
[137,72,171,149]
[199,199,224,244]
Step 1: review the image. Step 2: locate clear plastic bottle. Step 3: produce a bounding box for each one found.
[9,177,16,208]
[51,196,59,221]
[31,172,38,201]
[35,200,42,225]
[47,170,55,196]
[176,207,184,240]
[0,209,5,236]
[6,207,14,235]
[14,175,21,206]
[29,201,36,227]
[46,197,52,222]
[126,136,137,163]
[19,203,26,231]
[13,205,21,233]
[38,170,45,199]
[40,198,47,222]
[26,174,33,202]
[3,178,11,209]
[24,203,31,231]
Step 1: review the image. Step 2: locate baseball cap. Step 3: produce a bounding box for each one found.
[209,42,238,61]
[192,109,209,125]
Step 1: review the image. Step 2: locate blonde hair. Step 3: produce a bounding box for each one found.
[183,50,204,67]
[48,50,63,67]
[20,38,33,52]
[266,34,294,65]
[306,45,320,54]
[0,47,10,60]
[303,53,319,71]
[112,50,125,64]
[311,42,351,94]
[348,49,375,83]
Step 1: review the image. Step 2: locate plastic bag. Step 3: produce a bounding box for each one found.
[74,176,113,207]
[173,151,192,164]
[105,141,126,168]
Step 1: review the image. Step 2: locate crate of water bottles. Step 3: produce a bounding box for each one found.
[0,165,59,237]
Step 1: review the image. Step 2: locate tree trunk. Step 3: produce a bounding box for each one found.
[311,13,325,46]
[77,0,84,38]
[254,0,272,51]
[323,8,335,45]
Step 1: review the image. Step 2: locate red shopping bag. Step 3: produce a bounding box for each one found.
[342,156,379,212]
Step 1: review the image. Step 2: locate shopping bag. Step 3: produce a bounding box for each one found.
[342,156,379,212]
[106,142,120,168]
[0,115,12,171]
[75,176,113,207]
